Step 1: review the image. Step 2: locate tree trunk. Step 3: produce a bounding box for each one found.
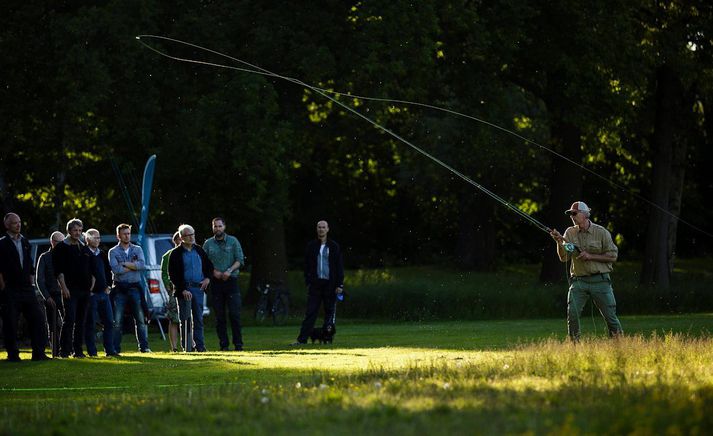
[667,123,688,275]
[454,190,497,271]
[539,120,583,283]
[641,65,683,288]
[246,213,289,305]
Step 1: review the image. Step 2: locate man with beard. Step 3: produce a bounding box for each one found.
[203,217,245,351]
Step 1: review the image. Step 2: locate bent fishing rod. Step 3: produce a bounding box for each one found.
[135,35,700,248]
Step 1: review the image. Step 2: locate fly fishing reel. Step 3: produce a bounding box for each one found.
[563,242,579,253]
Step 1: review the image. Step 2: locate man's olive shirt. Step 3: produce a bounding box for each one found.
[562,221,618,277]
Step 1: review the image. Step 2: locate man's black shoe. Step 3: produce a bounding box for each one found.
[6,355,21,362]
[32,354,51,361]
[220,346,229,351]
[235,345,243,351]
[106,352,121,357]
[73,353,86,359]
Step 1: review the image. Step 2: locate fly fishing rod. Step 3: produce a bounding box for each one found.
[136,35,562,238]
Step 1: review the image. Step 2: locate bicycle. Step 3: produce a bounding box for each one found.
[254,281,290,325]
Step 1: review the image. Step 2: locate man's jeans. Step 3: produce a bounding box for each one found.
[211,278,243,349]
[112,286,149,352]
[179,287,205,351]
[86,292,116,356]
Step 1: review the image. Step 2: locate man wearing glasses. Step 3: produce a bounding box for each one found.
[109,223,151,353]
[35,231,65,356]
[168,224,213,352]
[549,201,623,341]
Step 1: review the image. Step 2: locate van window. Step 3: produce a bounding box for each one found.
[154,239,173,259]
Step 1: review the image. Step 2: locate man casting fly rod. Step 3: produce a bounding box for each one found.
[549,201,623,341]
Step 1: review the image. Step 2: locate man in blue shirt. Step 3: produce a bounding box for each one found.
[108,223,150,353]
[168,224,213,352]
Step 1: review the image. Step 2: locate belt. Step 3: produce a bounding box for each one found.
[571,273,609,280]
[115,282,141,289]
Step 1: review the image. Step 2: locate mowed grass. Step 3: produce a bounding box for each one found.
[1,314,713,435]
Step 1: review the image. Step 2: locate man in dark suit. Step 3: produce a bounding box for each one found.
[0,213,49,361]
[293,220,344,345]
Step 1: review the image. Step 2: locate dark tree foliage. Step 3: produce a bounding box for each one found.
[1,0,711,293]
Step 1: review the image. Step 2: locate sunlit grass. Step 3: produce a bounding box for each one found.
[2,317,713,434]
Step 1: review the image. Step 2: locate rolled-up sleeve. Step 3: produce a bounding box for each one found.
[234,239,244,265]
[602,230,618,261]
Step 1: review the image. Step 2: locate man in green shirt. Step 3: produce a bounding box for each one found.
[160,232,182,352]
[550,201,623,341]
[203,217,245,351]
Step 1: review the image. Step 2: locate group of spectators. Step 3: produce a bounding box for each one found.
[1,212,345,362]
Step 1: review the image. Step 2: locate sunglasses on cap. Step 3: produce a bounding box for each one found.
[566,211,579,216]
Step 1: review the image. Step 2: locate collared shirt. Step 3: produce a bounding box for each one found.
[317,243,330,280]
[7,233,23,269]
[203,234,244,278]
[563,221,618,277]
[182,247,204,284]
[108,243,146,284]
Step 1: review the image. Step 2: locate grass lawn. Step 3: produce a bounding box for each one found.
[2,314,713,435]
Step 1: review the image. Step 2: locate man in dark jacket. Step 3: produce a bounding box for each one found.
[293,220,344,345]
[168,224,213,352]
[53,218,93,358]
[35,231,65,356]
[0,213,49,361]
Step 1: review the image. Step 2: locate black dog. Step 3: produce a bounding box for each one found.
[310,324,336,344]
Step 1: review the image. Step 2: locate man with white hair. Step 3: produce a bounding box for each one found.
[550,201,623,341]
[168,224,213,352]
[35,231,65,356]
